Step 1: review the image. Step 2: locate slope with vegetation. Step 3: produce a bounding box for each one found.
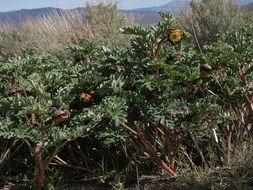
[242,2,253,13]
[0,1,253,189]
[0,3,131,62]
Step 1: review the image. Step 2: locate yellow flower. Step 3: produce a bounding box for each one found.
[168,29,184,44]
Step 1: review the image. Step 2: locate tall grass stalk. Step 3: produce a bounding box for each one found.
[0,2,131,61]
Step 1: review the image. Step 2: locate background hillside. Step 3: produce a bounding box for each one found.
[0,0,253,26]
[242,2,253,12]
[0,7,162,26]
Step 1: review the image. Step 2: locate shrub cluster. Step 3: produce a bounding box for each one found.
[0,7,253,190]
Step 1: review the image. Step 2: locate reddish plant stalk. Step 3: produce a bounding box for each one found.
[243,94,253,134]
[121,122,176,176]
[25,140,67,189]
[138,133,176,176]
[34,147,45,190]
[25,143,45,190]
[30,113,35,126]
[143,151,177,176]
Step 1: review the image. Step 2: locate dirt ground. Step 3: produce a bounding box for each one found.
[0,175,178,190]
[1,171,253,190]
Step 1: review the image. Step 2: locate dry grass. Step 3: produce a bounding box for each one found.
[175,138,253,189]
[0,10,88,60]
[0,2,132,61]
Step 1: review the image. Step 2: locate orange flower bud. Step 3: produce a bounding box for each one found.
[52,110,70,123]
[80,93,93,102]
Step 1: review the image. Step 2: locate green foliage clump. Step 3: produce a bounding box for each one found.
[85,2,131,47]
[178,0,240,49]
[1,11,253,189]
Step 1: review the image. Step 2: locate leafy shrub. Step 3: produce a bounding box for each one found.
[1,11,253,189]
[177,0,240,50]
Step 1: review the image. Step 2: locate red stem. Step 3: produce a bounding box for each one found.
[121,122,176,176]
[30,113,35,126]
[138,133,176,176]
[243,94,253,133]
[31,144,45,190]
